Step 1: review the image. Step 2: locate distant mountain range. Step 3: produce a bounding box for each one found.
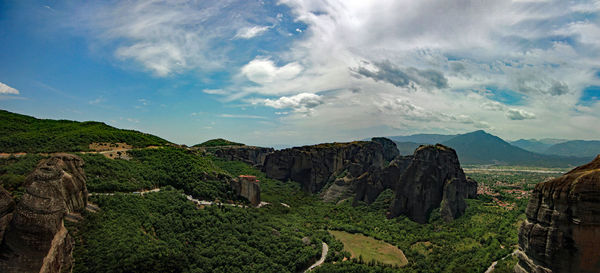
[510,139,600,158]
[381,130,596,167]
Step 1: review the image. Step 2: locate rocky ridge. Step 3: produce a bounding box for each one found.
[200,145,275,167]
[515,155,600,273]
[263,139,476,223]
[0,153,88,273]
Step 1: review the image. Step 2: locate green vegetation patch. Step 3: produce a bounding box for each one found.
[81,147,237,201]
[329,230,408,267]
[72,189,320,273]
[194,138,244,147]
[0,110,169,153]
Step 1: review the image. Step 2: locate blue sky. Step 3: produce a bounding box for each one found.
[1,0,600,146]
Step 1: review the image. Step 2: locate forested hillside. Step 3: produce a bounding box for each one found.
[0,110,169,153]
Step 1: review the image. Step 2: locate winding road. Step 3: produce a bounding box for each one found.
[304,242,328,272]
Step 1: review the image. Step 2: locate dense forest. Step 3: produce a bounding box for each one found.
[193,138,245,147]
[1,146,532,272]
[0,110,169,152]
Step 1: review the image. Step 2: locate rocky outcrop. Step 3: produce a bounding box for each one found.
[466,177,478,199]
[230,175,261,206]
[0,186,14,246]
[0,153,88,273]
[263,141,385,193]
[205,146,275,167]
[371,137,400,162]
[389,144,472,223]
[515,155,600,273]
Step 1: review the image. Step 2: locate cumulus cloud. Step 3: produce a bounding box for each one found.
[354,61,448,89]
[481,101,505,111]
[241,58,302,84]
[234,25,271,39]
[506,109,536,120]
[262,93,324,113]
[0,82,19,94]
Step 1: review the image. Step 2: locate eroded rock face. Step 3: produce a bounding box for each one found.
[389,144,471,223]
[371,137,400,162]
[208,146,275,167]
[0,186,14,246]
[0,153,87,273]
[515,155,600,273]
[231,175,261,206]
[263,141,385,193]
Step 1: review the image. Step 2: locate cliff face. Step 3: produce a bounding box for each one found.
[0,186,14,245]
[0,153,88,273]
[208,146,275,167]
[263,141,385,193]
[230,175,261,206]
[515,155,600,273]
[371,137,400,162]
[266,139,475,223]
[389,144,471,223]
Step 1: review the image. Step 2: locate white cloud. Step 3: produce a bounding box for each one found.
[241,58,302,84]
[262,93,323,113]
[203,89,228,95]
[234,25,271,39]
[506,108,536,120]
[0,82,19,94]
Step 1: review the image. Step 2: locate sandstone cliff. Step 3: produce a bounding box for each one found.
[515,155,600,273]
[0,186,14,245]
[231,175,261,206]
[263,141,385,193]
[205,146,275,167]
[0,153,88,273]
[389,144,471,223]
[265,139,475,223]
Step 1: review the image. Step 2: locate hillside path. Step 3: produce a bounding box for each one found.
[304,242,328,272]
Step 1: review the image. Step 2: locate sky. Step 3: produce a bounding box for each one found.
[1,0,599,147]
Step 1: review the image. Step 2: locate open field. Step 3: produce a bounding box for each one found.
[329,230,408,267]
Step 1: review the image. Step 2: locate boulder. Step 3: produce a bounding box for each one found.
[389,144,471,223]
[0,153,87,273]
[515,155,600,273]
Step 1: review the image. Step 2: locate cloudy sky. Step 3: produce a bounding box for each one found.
[1,0,599,146]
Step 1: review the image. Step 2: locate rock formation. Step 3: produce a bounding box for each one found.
[265,139,476,223]
[205,146,275,167]
[0,153,88,273]
[515,155,600,273]
[0,186,14,245]
[371,137,400,162]
[263,141,385,193]
[389,144,472,223]
[230,175,261,206]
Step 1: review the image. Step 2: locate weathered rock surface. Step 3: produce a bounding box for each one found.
[230,175,261,206]
[205,146,275,167]
[371,137,400,162]
[389,144,472,223]
[263,141,385,193]
[0,153,88,273]
[0,186,14,246]
[466,177,478,199]
[515,155,600,273]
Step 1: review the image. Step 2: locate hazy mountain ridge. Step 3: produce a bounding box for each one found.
[382,130,594,167]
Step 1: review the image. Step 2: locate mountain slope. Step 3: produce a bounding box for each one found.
[545,140,600,157]
[510,139,552,154]
[441,130,589,167]
[387,134,456,144]
[0,110,169,153]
